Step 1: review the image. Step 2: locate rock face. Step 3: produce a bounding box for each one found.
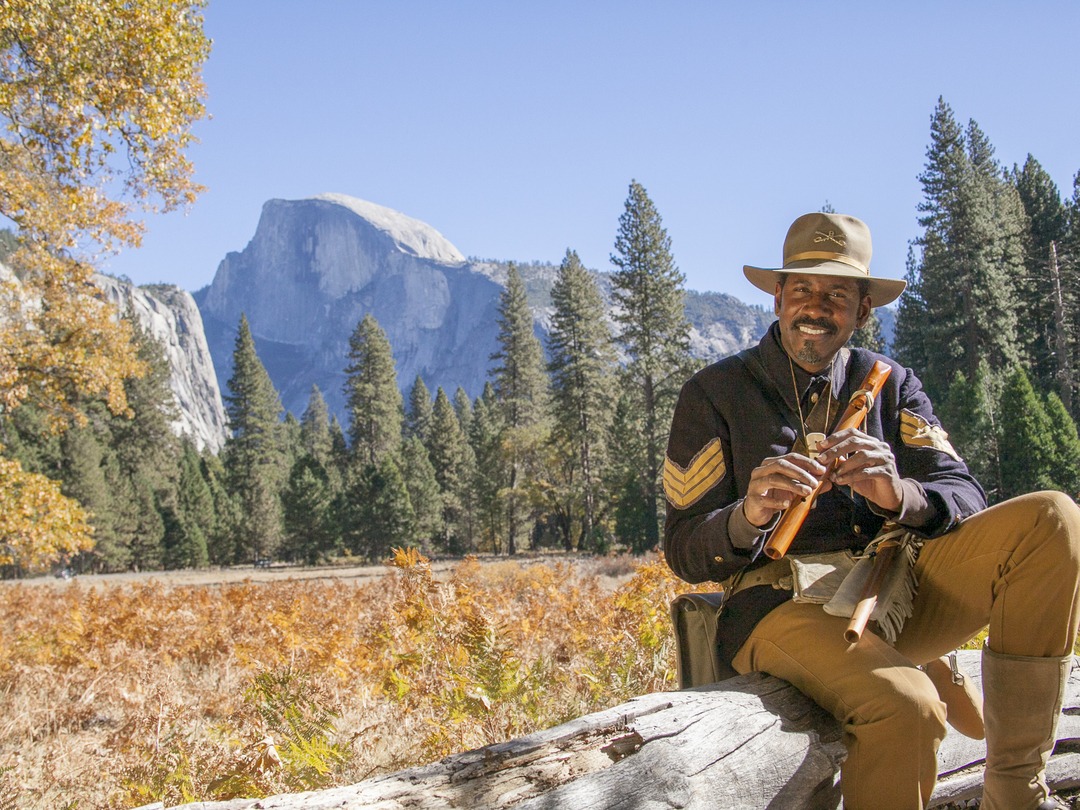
[94,275,229,453]
[197,195,507,420]
[196,194,774,423]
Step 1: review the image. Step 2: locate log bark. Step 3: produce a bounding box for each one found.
[167,650,1080,810]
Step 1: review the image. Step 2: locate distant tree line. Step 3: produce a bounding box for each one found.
[894,98,1080,504]
[5,97,1080,574]
[1,181,698,572]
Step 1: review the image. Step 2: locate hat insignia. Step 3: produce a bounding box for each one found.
[813,230,846,248]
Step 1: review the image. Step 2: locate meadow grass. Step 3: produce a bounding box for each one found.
[0,551,702,809]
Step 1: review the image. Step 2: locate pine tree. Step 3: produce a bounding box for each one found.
[546,248,616,550]
[201,451,240,566]
[609,180,694,552]
[451,387,479,550]
[344,314,403,467]
[329,416,349,478]
[223,314,285,563]
[166,441,213,569]
[490,264,550,555]
[940,362,1002,501]
[849,315,885,352]
[116,475,165,572]
[60,422,123,570]
[406,375,434,442]
[1011,155,1069,396]
[105,321,182,571]
[108,320,180,485]
[468,383,505,554]
[280,412,302,474]
[363,455,414,561]
[605,386,653,551]
[399,435,443,554]
[1065,172,1080,417]
[427,387,471,554]
[893,247,930,377]
[281,455,335,565]
[998,367,1058,499]
[899,100,1023,401]
[1043,391,1080,497]
[300,385,334,467]
[453,387,474,437]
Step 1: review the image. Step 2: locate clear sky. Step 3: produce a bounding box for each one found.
[103,1,1080,309]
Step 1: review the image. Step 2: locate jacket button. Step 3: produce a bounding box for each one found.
[714,555,724,563]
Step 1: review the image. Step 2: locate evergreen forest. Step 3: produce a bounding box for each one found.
[5,99,1080,576]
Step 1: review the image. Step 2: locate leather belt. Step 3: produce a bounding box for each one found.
[723,558,793,599]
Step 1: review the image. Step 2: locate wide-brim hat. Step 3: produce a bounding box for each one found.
[743,212,906,307]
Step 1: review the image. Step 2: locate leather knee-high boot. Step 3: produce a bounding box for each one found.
[980,645,1072,810]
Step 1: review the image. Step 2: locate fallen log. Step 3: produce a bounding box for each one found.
[167,650,1080,810]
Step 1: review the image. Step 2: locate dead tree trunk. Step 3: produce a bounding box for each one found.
[166,651,1080,810]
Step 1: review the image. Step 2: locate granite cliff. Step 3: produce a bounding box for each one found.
[195,194,774,423]
[94,275,229,452]
[0,261,228,452]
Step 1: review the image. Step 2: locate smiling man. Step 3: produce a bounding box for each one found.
[662,212,1080,809]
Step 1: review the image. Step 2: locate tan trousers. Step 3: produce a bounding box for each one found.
[731,491,1080,810]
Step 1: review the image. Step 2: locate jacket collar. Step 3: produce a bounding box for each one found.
[758,321,851,417]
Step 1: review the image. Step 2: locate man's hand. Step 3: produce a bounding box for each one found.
[743,453,828,527]
[816,427,904,513]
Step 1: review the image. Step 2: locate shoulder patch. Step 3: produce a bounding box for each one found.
[663,438,727,509]
[900,409,961,461]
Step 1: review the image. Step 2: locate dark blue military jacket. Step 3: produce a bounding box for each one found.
[663,323,986,672]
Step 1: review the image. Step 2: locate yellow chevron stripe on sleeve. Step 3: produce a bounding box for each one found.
[664,438,727,509]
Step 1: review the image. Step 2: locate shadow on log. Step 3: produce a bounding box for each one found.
[166,651,1080,810]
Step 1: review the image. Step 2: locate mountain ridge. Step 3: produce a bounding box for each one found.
[194,193,777,425]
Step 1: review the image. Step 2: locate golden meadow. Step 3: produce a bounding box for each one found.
[0,551,705,809]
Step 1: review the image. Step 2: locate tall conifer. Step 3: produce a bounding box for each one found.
[491,264,550,554]
[223,314,285,563]
[609,180,694,552]
[1012,155,1068,393]
[1044,391,1080,497]
[201,451,240,565]
[300,385,334,468]
[61,423,122,570]
[941,362,1002,500]
[344,314,402,467]
[281,455,335,565]
[400,435,443,554]
[546,248,616,549]
[893,247,930,377]
[469,383,505,554]
[899,100,1023,400]
[406,375,434,442]
[1064,172,1080,417]
[998,367,1058,499]
[427,387,470,553]
[168,441,213,569]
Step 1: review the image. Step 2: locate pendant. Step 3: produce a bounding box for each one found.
[805,432,826,460]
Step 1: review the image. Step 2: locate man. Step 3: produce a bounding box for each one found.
[663,212,1080,810]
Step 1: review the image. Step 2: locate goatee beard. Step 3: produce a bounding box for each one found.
[796,344,823,366]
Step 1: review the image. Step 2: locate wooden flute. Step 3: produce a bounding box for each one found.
[762,360,893,561]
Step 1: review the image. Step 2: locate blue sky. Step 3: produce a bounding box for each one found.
[104,1,1080,309]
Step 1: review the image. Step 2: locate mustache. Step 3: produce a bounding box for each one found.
[793,317,837,334]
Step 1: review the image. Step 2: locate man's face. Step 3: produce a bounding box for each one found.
[774,273,871,372]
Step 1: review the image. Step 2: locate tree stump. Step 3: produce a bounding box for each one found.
[166,650,1080,809]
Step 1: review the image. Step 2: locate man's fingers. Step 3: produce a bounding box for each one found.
[833,462,893,485]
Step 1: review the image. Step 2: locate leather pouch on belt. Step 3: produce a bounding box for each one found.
[789,550,857,604]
